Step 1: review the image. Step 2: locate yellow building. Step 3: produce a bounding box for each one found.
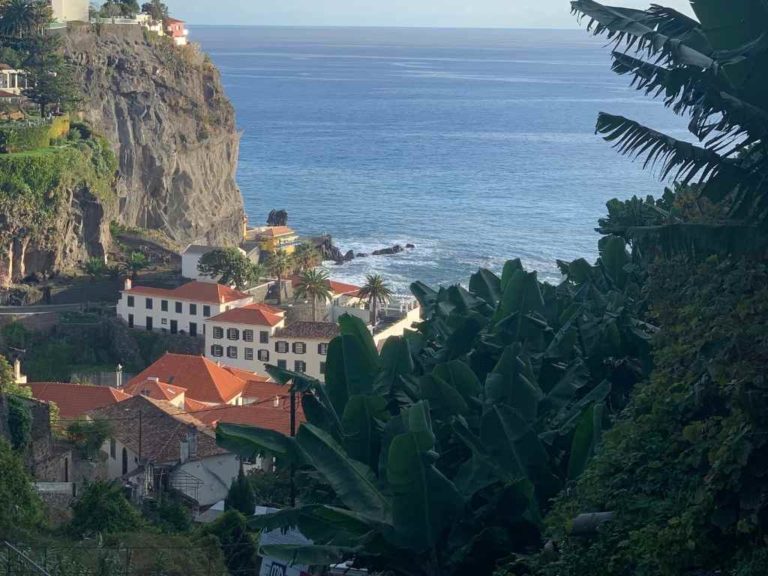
[255,226,300,255]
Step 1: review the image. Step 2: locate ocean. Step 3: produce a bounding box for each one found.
[195,26,688,291]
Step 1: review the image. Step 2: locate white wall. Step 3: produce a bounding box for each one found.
[117,292,253,337]
[174,453,239,507]
[373,306,422,349]
[101,437,140,481]
[204,319,283,373]
[181,252,217,283]
[51,0,89,22]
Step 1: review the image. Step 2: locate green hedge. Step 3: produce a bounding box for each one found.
[0,116,72,153]
[0,123,52,153]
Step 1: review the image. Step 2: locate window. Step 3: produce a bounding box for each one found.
[320,362,326,375]
[161,318,168,325]
[260,331,269,344]
[161,300,168,312]
[227,328,240,341]
[211,345,223,357]
[213,326,224,339]
[245,348,254,361]
[175,302,182,314]
[203,305,211,317]
[127,296,135,308]
[227,346,238,359]
[258,349,269,362]
[145,298,153,310]
[293,342,306,354]
[243,330,254,342]
[190,303,198,315]
[294,360,307,373]
[275,341,289,353]
[277,360,287,369]
[110,438,116,459]
[318,343,329,355]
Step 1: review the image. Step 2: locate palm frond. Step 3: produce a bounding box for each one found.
[571,0,714,69]
[595,112,738,183]
[646,4,712,53]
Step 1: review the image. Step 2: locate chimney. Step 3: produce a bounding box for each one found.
[273,395,280,408]
[124,278,133,291]
[148,377,160,383]
[12,358,26,384]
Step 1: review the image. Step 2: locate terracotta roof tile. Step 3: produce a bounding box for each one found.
[27,383,130,419]
[328,280,361,296]
[126,353,246,404]
[184,397,213,412]
[124,281,251,304]
[242,380,288,401]
[208,304,285,327]
[222,366,272,383]
[89,396,225,465]
[123,378,186,402]
[193,402,305,436]
[276,322,340,340]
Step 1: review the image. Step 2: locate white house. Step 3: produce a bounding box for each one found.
[204,304,287,371]
[117,279,253,337]
[0,63,27,97]
[181,245,225,283]
[50,0,89,23]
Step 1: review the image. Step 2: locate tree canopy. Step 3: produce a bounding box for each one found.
[197,248,261,290]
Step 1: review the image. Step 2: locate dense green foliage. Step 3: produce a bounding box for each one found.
[225,464,256,516]
[216,236,652,575]
[7,394,31,450]
[201,510,260,576]
[141,494,192,534]
[69,481,144,537]
[538,255,768,576]
[293,268,332,322]
[0,438,42,538]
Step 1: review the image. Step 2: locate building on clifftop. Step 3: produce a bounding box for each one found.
[50,0,89,24]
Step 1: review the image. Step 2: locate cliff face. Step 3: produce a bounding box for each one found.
[61,24,244,245]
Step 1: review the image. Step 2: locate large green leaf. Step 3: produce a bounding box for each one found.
[432,360,482,404]
[566,402,606,481]
[387,430,464,551]
[598,235,630,289]
[419,374,469,418]
[469,268,502,307]
[297,424,391,522]
[341,394,388,471]
[374,336,415,413]
[494,268,546,324]
[484,346,543,422]
[259,544,357,566]
[216,422,300,463]
[249,504,376,544]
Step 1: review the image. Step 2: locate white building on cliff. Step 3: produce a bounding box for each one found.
[50,0,89,24]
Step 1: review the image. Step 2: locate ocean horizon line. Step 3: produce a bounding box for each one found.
[186,24,582,32]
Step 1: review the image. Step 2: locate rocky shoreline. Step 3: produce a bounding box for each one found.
[313,235,415,265]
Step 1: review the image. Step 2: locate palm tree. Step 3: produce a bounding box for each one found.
[125,251,148,281]
[0,0,50,38]
[267,250,293,304]
[571,0,768,252]
[294,268,332,322]
[292,242,321,274]
[358,274,392,326]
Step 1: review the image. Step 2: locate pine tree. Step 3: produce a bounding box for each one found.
[224,463,255,516]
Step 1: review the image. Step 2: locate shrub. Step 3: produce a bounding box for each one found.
[0,122,51,153]
[66,418,112,459]
[0,438,43,537]
[224,464,255,516]
[201,510,260,576]
[7,395,32,451]
[69,481,143,537]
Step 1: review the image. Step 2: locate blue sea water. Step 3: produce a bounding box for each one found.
[196,26,688,291]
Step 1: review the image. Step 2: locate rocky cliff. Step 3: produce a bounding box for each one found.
[60,24,244,245]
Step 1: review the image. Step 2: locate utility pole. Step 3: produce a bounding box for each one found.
[290,387,296,507]
[138,409,142,464]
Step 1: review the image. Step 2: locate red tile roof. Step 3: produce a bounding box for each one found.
[328,280,361,296]
[242,379,288,401]
[222,366,272,383]
[27,383,131,419]
[193,402,305,436]
[126,353,246,404]
[208,303,285,327]
[184,397,213,412]
[0,90,19,98]
[124,281,251,304]
[123,378,186,402]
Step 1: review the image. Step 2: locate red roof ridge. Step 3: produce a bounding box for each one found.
[124,281,251,304]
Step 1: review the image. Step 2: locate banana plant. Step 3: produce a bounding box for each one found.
[217,249,652,575]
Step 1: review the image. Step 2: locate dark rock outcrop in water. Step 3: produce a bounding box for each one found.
[61,25,244,245]
[372,245,404,256]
